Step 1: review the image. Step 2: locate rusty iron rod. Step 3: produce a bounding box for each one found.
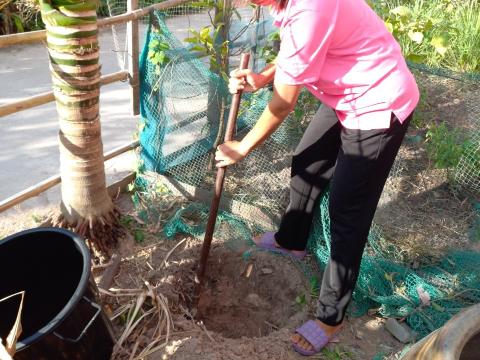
[193,53,251,308]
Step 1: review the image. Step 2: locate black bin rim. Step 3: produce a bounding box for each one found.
[0,227,91,350]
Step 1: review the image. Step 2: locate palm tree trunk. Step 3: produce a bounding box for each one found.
[40,0,119,256]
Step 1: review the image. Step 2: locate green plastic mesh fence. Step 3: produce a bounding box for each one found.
[136,6,480,339]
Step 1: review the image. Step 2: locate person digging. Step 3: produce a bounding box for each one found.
[215,0,419,356]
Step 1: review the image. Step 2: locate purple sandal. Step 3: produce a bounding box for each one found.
[254,232,307,260]
[292,320,338,356]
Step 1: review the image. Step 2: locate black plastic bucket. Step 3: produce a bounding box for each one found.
[0,227,113,359]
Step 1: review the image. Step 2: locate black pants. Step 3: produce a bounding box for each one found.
[275,105,412,326]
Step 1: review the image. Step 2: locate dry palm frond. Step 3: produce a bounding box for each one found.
[108,281,174,360]
[0,340,12,360]
[0,291,25,359]
[0,0,9,11]
[161,237,187,268]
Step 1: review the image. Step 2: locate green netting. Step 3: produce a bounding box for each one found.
[308,193,480,334]
[136,7,480,339]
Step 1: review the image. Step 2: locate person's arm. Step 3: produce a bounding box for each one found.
[215,82,301,167]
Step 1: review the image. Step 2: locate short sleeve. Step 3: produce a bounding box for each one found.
[274,0,339,85]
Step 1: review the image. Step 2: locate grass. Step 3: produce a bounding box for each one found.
[321,345,353,360]
[425,122,465,169]
[373,0,480,72]
[448,1,480,72]
[298,345,352,360]
[410,78,432,129]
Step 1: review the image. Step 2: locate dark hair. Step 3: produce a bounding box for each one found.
[276,0,288,9]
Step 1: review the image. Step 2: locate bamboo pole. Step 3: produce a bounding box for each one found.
[127,0,140,115]
[99,0,190,27]
[0,71,129,118]
[0,175,62,214]
[0,92,54,118]
[0,140,139,213]
[0,0,191,48]
[104,139,139,161]
[0,29,45,48]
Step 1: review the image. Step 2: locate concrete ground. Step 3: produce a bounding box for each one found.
[0,26,147,215]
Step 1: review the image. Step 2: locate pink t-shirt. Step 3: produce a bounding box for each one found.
[272,0,419,129]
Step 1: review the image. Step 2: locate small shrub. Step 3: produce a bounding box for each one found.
[425,122,465,169]
[372,0,480,72]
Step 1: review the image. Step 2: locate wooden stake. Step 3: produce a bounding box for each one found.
[192,53,250,310]
[127,0,140,116]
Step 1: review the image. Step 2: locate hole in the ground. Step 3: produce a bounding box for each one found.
[196,248,310,339]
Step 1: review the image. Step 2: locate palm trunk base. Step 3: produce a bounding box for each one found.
[47,207,124,261]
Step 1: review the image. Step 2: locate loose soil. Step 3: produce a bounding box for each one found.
[196,249,310,339]
[0,193,432,360]
[374,73,480,262]
[102,204,403,360]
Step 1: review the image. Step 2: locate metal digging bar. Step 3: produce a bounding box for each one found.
[192,53,251,310]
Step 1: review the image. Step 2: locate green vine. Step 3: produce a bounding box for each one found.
[147,38,170,76]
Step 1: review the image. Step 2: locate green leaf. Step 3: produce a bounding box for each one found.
[119,215,133,227]
[200,26,211,41]
[295,293,307,306]
[423,19,433,32]
[294,108,303,119]
[407,53,426,63]
[11,14,25,33]
[190,45,206,52]
[190,1,210,8]
[134,229,145,243]
[154,52,166,64]
[187,29,200,38]
[220,43,229,57]
[431,302,445,312]
[384,21,394,33]
[212,24,225,43]
[184,37,198,43]
[408,31,424,44]
[430,35,448,56]
[309,277,320,296]
[390,6,412,19]
[267,30,280,41]
[149,39,159,48]
[158,42,170,50]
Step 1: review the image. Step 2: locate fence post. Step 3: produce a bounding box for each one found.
[127,0,140,115]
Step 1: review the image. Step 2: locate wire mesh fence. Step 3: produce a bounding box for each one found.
[132,2,480,339]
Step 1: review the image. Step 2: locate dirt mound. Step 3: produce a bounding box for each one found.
[196,249,310,338]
